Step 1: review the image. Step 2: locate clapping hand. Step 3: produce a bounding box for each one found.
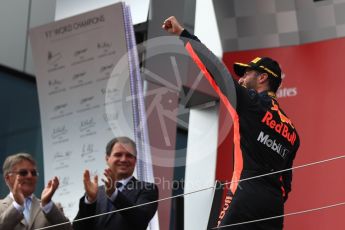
[102,168,116,198]
[41,176,59,206]
[83,170,98,203]
[12,175,25,205]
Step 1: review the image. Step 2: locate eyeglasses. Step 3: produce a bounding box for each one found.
[9,169,39,177]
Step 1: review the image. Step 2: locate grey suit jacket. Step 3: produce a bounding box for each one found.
[0,195,73,230]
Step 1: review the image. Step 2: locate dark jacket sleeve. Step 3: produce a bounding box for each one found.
[180,29,201,42]
[179,29,252,113]
[112,183,159,229]
[44,203,74,230]
[281,138,300,202]
[72,196,97,230]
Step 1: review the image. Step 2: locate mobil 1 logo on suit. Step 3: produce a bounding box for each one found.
[257,131,290,159]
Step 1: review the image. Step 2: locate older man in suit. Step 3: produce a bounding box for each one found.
[73,136,158,230]
[0,153,72,230]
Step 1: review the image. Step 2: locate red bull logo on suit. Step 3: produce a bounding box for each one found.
[261,109,297,145]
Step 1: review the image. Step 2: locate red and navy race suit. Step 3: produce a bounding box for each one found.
[180,30,300,229]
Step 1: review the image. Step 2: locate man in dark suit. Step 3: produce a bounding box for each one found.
[0,153,73,230]
[73,136,158,230]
